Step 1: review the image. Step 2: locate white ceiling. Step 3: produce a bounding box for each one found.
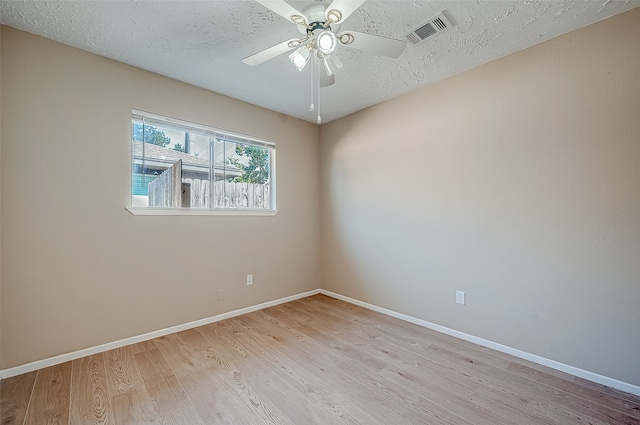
[1,0,638,124]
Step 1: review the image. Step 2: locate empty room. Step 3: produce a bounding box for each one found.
[1,1,639,424]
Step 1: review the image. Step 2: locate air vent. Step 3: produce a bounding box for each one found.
[404,12,453,45]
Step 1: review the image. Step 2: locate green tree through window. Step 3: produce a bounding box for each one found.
[133,123,171,148]
[227,144,269,184]
[172,143,186,153]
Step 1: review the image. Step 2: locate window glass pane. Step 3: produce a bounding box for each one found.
[222,140,271,209]
[131,111,274,211]
[131,120,210,208]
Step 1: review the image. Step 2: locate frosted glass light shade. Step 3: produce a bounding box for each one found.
[323,54,343,76]
[289,45,311,71]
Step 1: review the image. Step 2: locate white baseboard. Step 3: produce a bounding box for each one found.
[319,289,640,397]
[0,289,321,380]
[3,287,638,398]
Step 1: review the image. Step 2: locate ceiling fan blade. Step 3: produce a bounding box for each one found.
[319,71,335,87]
[325,0,366,24]
[243,39,298,66]
[339,30,407,59]
[255,0,307,25]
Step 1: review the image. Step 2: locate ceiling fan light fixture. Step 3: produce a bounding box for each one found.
[323,54,343,76]
[316,30,337,55]
[289,44,312,71]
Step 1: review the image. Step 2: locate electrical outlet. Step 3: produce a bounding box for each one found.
[456,290,465,305]
[246,274,253,285]
[217,289,224,301]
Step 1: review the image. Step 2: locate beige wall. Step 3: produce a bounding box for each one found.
[0,26,3,369]
[0,26,320,369]
[320,8,640,386]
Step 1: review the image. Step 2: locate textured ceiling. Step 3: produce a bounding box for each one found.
[1,0,638,123]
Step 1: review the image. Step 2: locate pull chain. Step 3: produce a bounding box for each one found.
[317,56,322,124]
[309,53,315,112]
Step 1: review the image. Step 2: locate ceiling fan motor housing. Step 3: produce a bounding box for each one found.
[297,4,341,35]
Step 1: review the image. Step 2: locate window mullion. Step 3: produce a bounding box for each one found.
[209,136,214,209]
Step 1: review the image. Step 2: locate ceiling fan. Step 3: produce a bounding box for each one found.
[243,0,408,88]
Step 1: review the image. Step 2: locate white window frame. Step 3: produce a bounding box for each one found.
[126,110,277,216]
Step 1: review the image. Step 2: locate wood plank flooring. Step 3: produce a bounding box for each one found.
[2,294,639,424]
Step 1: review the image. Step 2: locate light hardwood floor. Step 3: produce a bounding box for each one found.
[2,294,639,424]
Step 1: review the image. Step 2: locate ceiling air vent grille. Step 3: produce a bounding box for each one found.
[404,12,453,45]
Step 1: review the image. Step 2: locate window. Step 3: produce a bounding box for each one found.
[129,110,276,215]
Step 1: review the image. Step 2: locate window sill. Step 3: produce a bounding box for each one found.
[126,207,278,216]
